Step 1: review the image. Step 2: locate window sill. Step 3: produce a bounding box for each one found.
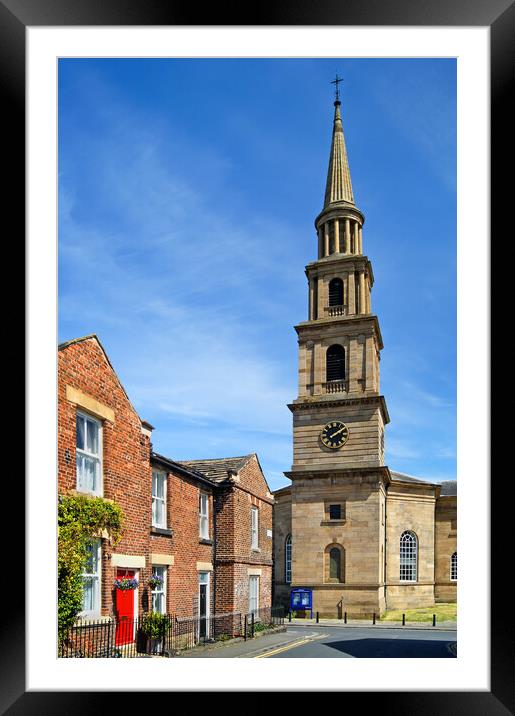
[199,538,213,545]
[75,488,104,499]
[76,614,111,624]
[320,520,346,526]
[151,526,173,537]
[251,547,261,553]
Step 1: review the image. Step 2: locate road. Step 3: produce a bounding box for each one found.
[177,623,457,659]
[261,624,457,658]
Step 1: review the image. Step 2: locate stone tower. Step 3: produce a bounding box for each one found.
[286,92,391,616]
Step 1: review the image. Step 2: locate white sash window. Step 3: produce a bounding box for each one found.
[81,539,101,617]
[199,493,209,539]
[76,412,102,496]
[249,575,259,617]
[152,470,167,528]
[151,566,167,614]
[251,507,259,549]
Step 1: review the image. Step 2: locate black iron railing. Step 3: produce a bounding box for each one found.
[59,606,285,658]
[243,606,286,640]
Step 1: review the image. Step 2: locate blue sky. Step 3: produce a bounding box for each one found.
[58,58,456,490]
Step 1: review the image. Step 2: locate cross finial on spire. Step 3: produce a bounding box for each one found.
[331,74,343,102]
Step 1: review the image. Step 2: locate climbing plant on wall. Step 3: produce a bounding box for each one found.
[58,493,124,642]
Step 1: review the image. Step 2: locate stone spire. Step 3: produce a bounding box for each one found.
[323,100,355,208]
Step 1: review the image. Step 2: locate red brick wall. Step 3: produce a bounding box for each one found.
[58,337,153,618]
[161,469,215,618]
[214,455,274,614]
[58,337,273,625]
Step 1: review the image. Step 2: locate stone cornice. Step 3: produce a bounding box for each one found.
[295,313,383,350]
[284,464,391,489]
[305,255,374,287]
[288,394,390,425]
[314,203,365,229]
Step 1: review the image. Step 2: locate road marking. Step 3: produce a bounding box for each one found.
[254,634,324,658]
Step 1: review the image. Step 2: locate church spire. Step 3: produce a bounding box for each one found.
[314,81,364,260]
[323,98,355,208]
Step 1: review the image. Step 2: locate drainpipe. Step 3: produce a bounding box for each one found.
[213,489,218,615]
[383,494,388,611]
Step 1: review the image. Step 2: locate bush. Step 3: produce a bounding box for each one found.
[58,494,123,643]
[253,621,273,632]
[141,612,168,638]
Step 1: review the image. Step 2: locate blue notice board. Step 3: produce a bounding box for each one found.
[290,588,313,617]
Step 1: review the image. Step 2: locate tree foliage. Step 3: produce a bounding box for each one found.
[58,493,124,641]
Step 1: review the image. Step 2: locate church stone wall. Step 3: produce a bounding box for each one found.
[434,495,457,603]
[272,489,292,610]
[385,483,436,610]
[290,472,386,617]
[271,96,456,621]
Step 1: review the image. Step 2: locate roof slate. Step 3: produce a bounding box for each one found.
[390,470,457,496]
[438,480,457,496]
[178,455,255,484]
[389,470,436,485]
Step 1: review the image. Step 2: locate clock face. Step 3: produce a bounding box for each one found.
[320,421,349,449]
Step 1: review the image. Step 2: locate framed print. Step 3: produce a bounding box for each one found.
[5,0,507,711]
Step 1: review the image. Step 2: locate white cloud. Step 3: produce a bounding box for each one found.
[59,100,299,481]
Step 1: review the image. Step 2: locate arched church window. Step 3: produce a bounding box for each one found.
[450,552,457,581]
[285,534,292,584]
[326,344,345,382]
[399,530,418,582]
[328,278,344,306]
[329,547,342,581]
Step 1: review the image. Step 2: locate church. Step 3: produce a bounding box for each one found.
[272,87,457,617]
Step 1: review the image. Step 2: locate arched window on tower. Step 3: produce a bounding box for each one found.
[399,530,418,582]
[326,344,345,382]
[285,534,292,584]
[328,278,344,307]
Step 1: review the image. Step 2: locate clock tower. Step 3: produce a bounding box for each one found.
[285,89,391,616]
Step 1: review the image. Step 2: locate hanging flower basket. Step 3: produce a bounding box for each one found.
[148,575,164,590]
[114,577,139,591]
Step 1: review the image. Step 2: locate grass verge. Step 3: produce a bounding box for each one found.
[380,603,457,623]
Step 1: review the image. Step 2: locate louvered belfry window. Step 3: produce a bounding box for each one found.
[328,278,343,306]
[326,344,345,381]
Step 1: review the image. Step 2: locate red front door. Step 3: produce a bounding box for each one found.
[115,569,136,646]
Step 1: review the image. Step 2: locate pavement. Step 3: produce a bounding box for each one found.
[175,621,457,659]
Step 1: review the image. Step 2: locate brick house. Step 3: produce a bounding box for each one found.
[179,455,274,617]
[58,334,273,635]
[58,334,154,629]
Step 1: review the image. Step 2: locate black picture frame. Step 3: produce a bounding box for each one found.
[8,0,505,711]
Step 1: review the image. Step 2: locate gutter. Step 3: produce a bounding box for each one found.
[151,452,218,490]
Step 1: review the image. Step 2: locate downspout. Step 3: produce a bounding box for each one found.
[383,492,388,611]
[212,488,218,615]
[433,484,439,602]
